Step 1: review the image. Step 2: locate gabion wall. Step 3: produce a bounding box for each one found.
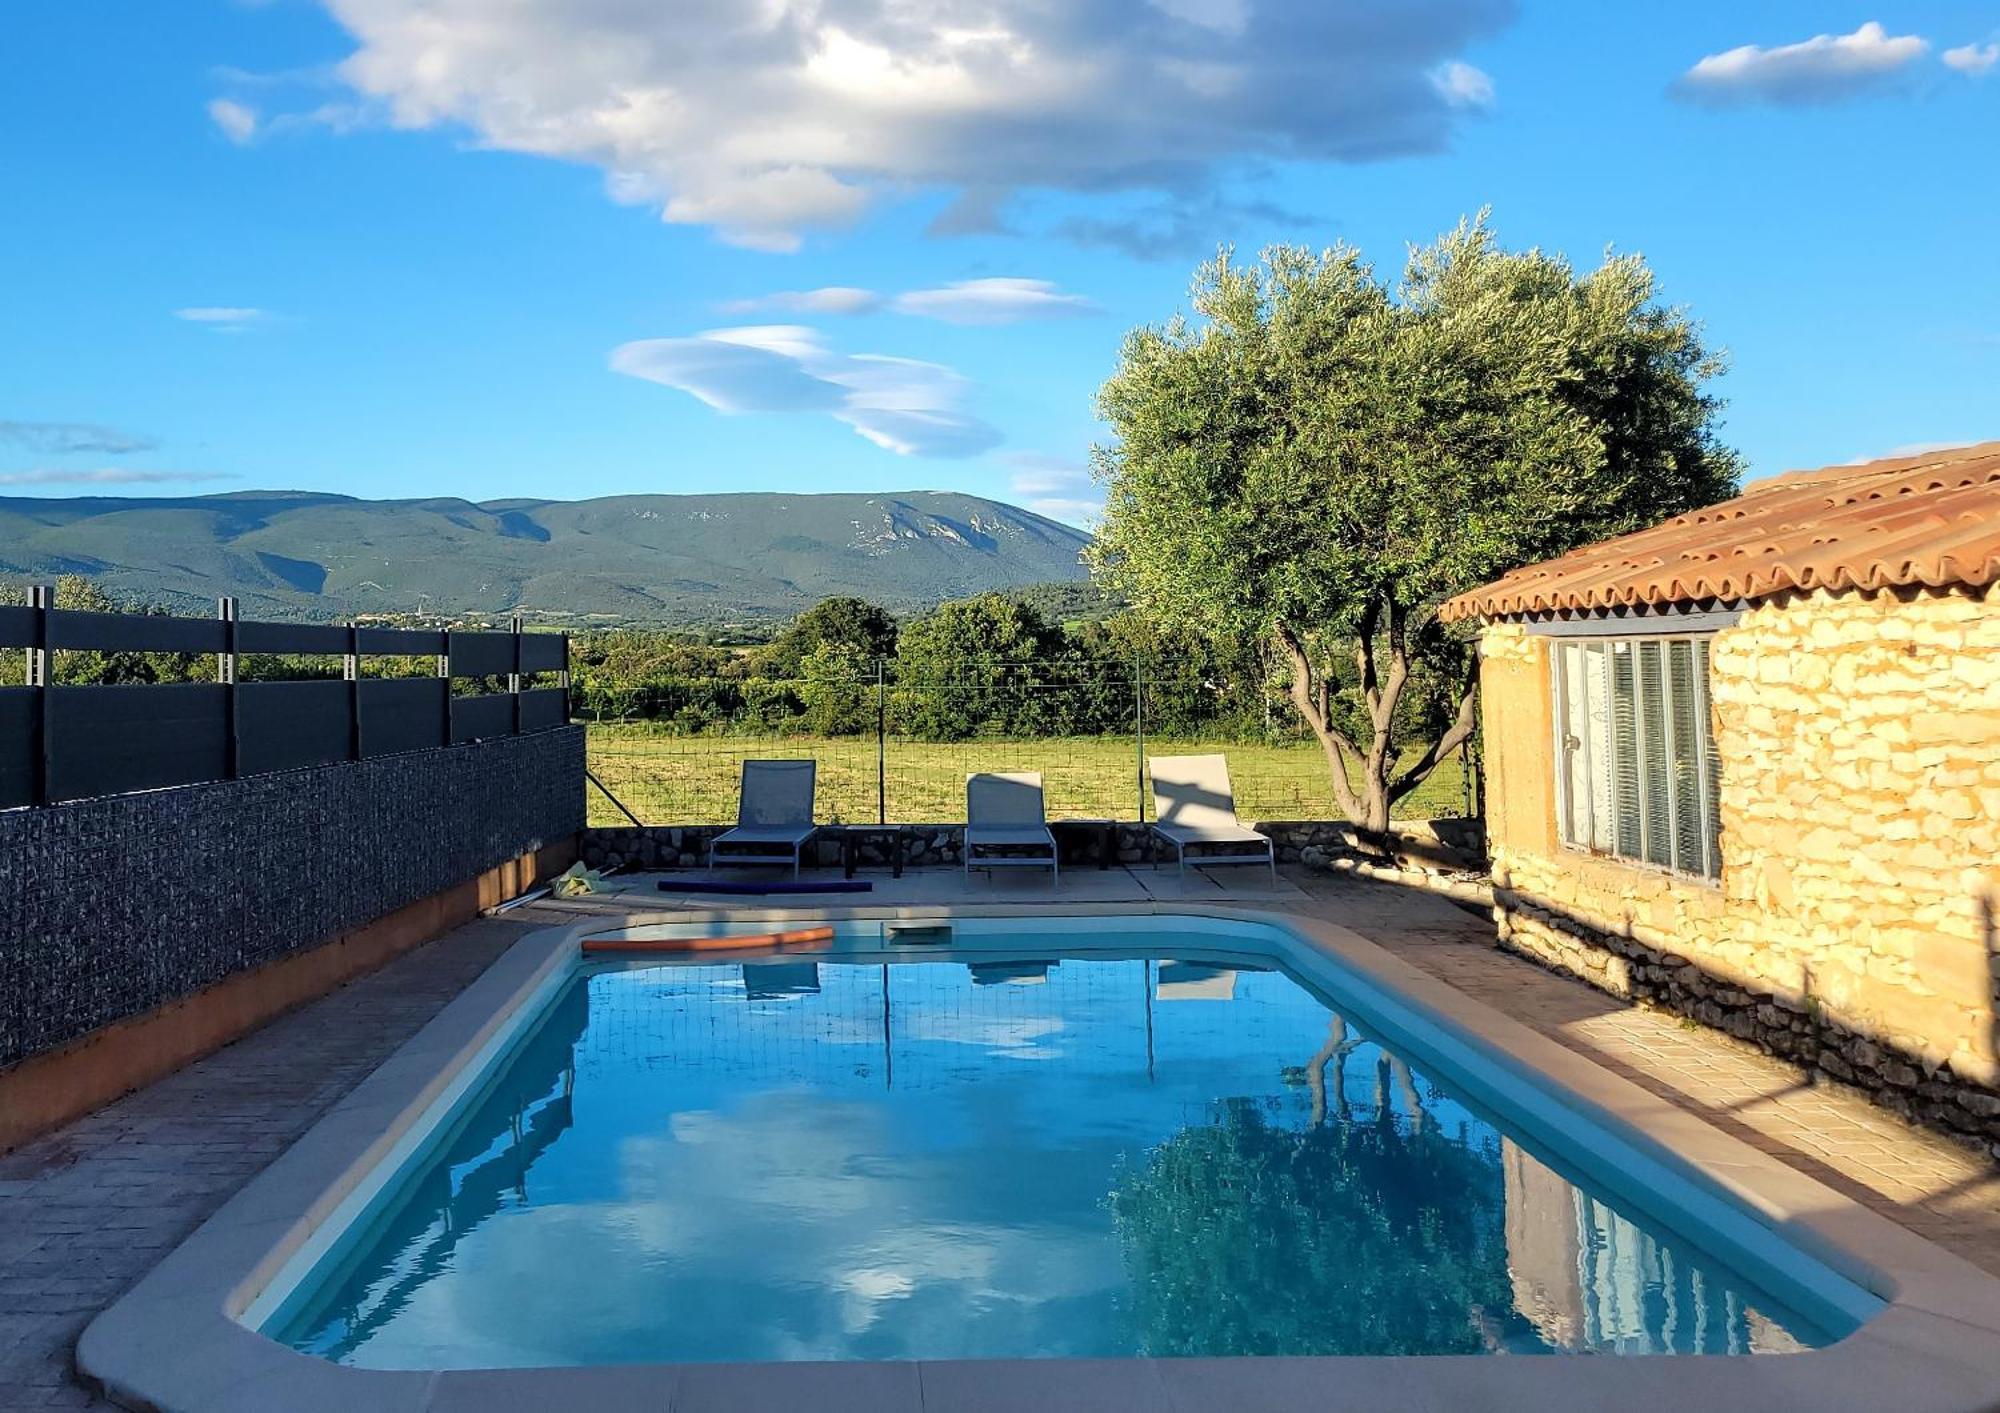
[0,726,584,1068]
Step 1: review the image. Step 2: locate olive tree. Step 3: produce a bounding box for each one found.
[1091,217,1740,836]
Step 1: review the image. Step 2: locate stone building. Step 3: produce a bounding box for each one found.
[1440,442,2000,1150]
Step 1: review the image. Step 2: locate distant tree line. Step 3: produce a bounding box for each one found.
[568,593,1289,742]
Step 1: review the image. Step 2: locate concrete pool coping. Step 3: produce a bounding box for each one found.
[77,901,2000,1413]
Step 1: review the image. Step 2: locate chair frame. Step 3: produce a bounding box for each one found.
[963,771,1060,884]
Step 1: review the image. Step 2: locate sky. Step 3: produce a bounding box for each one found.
[2,3,1996,526]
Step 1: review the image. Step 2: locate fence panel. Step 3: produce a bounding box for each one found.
[0,687,35,808]
[0,606,38,650]
[2,593,569,807]
[518,687,568,732]
[358,678,449,757]
[450,690,516,744]
[48,683,229,800]
[46,609,228,655]
[519,634,568,674]
[447,630,516,678]
[237,680,355,775]
[235,620,352,655]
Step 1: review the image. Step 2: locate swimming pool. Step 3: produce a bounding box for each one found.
[248,918,1865,1367]
[83,907,2000,1413]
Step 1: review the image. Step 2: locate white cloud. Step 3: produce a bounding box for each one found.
[724,278,1096,324]
[311,0,1509,250]
[889,278,1096,325]
[0,420,155,455]
[207,97,259,144]
[174,306,268,333]
[999,451,1101,525]
[610,326,1001,458]
[1429,60,1495,110]
[0,468,236,487]
[1674,22,1928,106]
[722,288,885,317]
[1943,42,1999,76]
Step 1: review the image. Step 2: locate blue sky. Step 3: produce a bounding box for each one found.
[3,3,1996,524]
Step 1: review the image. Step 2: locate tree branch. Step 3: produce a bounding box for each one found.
[1275,622,1367,823]
[1387,659,1480,804]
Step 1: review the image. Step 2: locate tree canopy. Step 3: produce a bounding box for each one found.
[1108,1098,1517,1356]
[1090,216,1741,832]
[757,595,899,678]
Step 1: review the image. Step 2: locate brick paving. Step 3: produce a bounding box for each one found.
[4,877,1999,1408]
[0,908,560,1409]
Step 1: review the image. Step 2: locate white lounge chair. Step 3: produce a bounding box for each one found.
[1147,753,1276,883]
[708,759,818,879]
[964,772,1059,883]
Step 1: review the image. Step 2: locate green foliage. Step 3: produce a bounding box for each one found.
[1108,1099,1514,1356]
[1002,579,1126,628]
[1092,216,1741,829]
[798,639,876,735]
[890,594,1058,740]
[566,590,1306,744]
[758,596,898,678]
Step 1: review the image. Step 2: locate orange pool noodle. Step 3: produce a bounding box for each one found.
[580,926,835,955]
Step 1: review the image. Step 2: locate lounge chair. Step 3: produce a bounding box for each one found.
[1147,753,1276,882]
[964,772,1059,882]
[708,759,818,879]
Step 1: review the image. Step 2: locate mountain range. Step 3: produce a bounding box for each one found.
[0,490,1092,627]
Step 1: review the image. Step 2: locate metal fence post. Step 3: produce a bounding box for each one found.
[27,583,52,806]
[875,657,887,825]
[217,596,239,779]
[344,623,362,761]
[438,638,453,745]
[509,615,523,736]
[1133,653,1146,823]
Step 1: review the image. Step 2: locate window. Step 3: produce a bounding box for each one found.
[1551,635,1720,879]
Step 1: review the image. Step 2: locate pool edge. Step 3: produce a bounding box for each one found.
[77,900,2000,1413]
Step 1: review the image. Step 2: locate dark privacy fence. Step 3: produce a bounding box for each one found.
[0,590,570,809]
[0,724,586,1068]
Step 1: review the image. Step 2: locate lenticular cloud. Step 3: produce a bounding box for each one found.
[610,327,1003,459]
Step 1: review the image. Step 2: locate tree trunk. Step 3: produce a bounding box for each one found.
[1277,613,1480,859]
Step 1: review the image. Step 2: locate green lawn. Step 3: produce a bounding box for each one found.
[585,726,1469,827]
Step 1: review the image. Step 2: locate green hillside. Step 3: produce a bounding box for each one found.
[0,489,1092,627]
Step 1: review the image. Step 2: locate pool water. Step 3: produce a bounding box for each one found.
[266,942,1844,1367]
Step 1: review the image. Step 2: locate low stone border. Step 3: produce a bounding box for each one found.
[1494,889,2000,1157]
[581,815,1486,876]
[77,901,2000,1413]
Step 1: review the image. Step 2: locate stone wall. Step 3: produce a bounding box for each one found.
[1480,586,2000,1153]
[0,726,585,1069]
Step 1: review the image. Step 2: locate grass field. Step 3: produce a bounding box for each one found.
[585,725,1470,827]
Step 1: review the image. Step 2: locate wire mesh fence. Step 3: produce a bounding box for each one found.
[580,661,1471,827]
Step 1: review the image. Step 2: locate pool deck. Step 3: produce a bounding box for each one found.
[5,864,1999,1408]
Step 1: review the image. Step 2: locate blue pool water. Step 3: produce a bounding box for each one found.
[263,932,1856,1367]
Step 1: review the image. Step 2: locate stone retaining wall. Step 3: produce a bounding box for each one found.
[0,726,585,1069]
[1479,585,2000,1155]
[581,815,1483,877]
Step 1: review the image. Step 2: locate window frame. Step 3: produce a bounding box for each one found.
[1547,629,1722,883]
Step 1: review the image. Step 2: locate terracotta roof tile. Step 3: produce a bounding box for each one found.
[1439,441,2000,621]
